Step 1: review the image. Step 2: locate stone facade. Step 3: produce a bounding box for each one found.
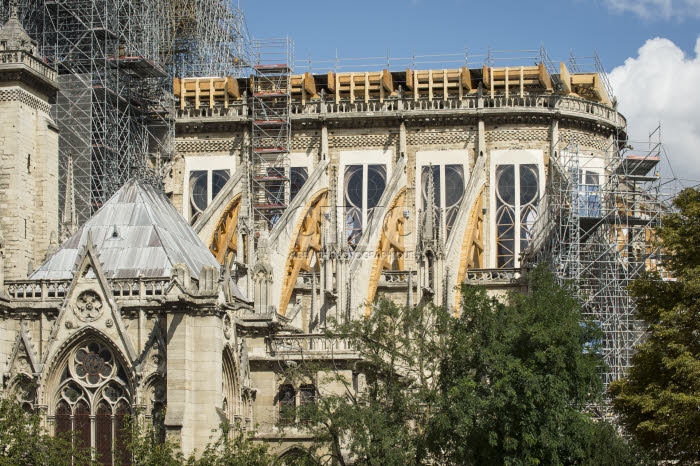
[0,13,631,461]
[0,8,59,280]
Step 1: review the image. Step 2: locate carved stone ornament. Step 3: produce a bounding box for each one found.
[223,314,232,340]
[74,290,104,322]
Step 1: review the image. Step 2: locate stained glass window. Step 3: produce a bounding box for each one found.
[421,164,465,240]
[53,340,133,465]
[495,164,539,268]
[344,164,387,250]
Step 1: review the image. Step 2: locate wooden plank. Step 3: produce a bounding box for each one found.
[365,72,369,103]
[559,62,572,94]
[593,74,611,105]
[226,76,240,99]
[443,69,448,101]
[303,72,316,97]
[209,78,214,108]
[538,62,553,91]
[173,78,181,97]
[405,68,414,90]
[327,71,336,92]
[482,64,490,88]
[460,66,472,91]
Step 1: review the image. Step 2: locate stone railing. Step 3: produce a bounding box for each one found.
[111,278,171,298]
[268,334,356,356]
[378,270,417,286]
[0,50,57,81]
[4,278,172,301]
[464,268,521,285]
[175,91,625,129]
[175,102,247,120]
[5,280,71,300]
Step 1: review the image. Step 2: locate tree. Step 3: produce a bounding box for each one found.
[122,410,185,466]
[192,421,275,466]
[610,187,700,463]
[285,298,452,466]
[427,266,630,465]
[0,397,91,466]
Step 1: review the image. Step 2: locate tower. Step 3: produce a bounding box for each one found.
[0,3,59,279]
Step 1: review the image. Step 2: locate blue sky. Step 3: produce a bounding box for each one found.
[243,0,700,186]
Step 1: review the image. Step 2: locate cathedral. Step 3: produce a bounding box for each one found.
[0,7,661,463]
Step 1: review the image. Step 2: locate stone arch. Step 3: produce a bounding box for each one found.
[7,373,37,413]
[277,446,316,465]
[222,344,242,424]
[142,373,166,442]
[42,329,135,464]
[42,326,134,406]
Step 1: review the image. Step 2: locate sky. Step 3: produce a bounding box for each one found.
[243,0,700,188]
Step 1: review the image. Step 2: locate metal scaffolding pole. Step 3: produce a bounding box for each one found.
[1,0,250,229]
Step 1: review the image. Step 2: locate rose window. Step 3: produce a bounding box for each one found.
[71,342,115,386]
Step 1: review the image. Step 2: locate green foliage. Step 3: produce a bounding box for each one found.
[192,421,275,466]
[122,411,185,466]
[0,397,91,466]
[286,298,452,466]
[427,266,629,465]
[610,188,700,464]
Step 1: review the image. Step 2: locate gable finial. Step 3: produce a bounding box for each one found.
[9,0,18,19]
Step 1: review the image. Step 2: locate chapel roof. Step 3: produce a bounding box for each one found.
[31,179,223,281]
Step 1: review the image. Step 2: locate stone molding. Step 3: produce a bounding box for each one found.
[176,138,242,153]
[0,88,51,113]
[407,130,475,146]
[485,127,549,143]
[330,133,398,149]
[559,129,610,151]
[291,136,321,151]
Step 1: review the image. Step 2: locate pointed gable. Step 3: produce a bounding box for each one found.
[31,179,221,280]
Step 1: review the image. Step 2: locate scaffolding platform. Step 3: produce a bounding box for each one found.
[109,56,167,78]
[253,63,290,73]
[614,155,660,177]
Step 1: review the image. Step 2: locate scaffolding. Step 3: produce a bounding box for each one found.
[529,125,666,412]
[1,0,250,227]
[250,38,293,230]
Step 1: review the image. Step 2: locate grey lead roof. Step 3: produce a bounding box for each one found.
[31,179,222,281]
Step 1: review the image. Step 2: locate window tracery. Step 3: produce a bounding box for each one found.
[495,163,539,268]
[344,164,386,250]
[420,164,465,240]
[53,340,132,465]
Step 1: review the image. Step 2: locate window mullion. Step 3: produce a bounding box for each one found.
[514,164,521,264]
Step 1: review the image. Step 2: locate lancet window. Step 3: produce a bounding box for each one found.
[344,164,387,250]
[420,164,465,240]
[189,169,230,224]
[53,341,132,466]
[495,163,539,268]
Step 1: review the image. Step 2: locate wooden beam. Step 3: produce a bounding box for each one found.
[303,72,316,97]
[559,62,572,94]
[482,64,490,88]
[406,68,415,90]
[460,66,472,92]
[381,69,393,93]
[538,62,553,91]
[226,76,240,99]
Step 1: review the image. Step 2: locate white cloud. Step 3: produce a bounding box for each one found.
[608,37,700,184]
[603,0,700,19]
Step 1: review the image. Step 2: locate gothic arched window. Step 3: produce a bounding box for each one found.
[344,164,387,250]
[495,163,540,268]
[52,341,132,465]
[420,164,465,241]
